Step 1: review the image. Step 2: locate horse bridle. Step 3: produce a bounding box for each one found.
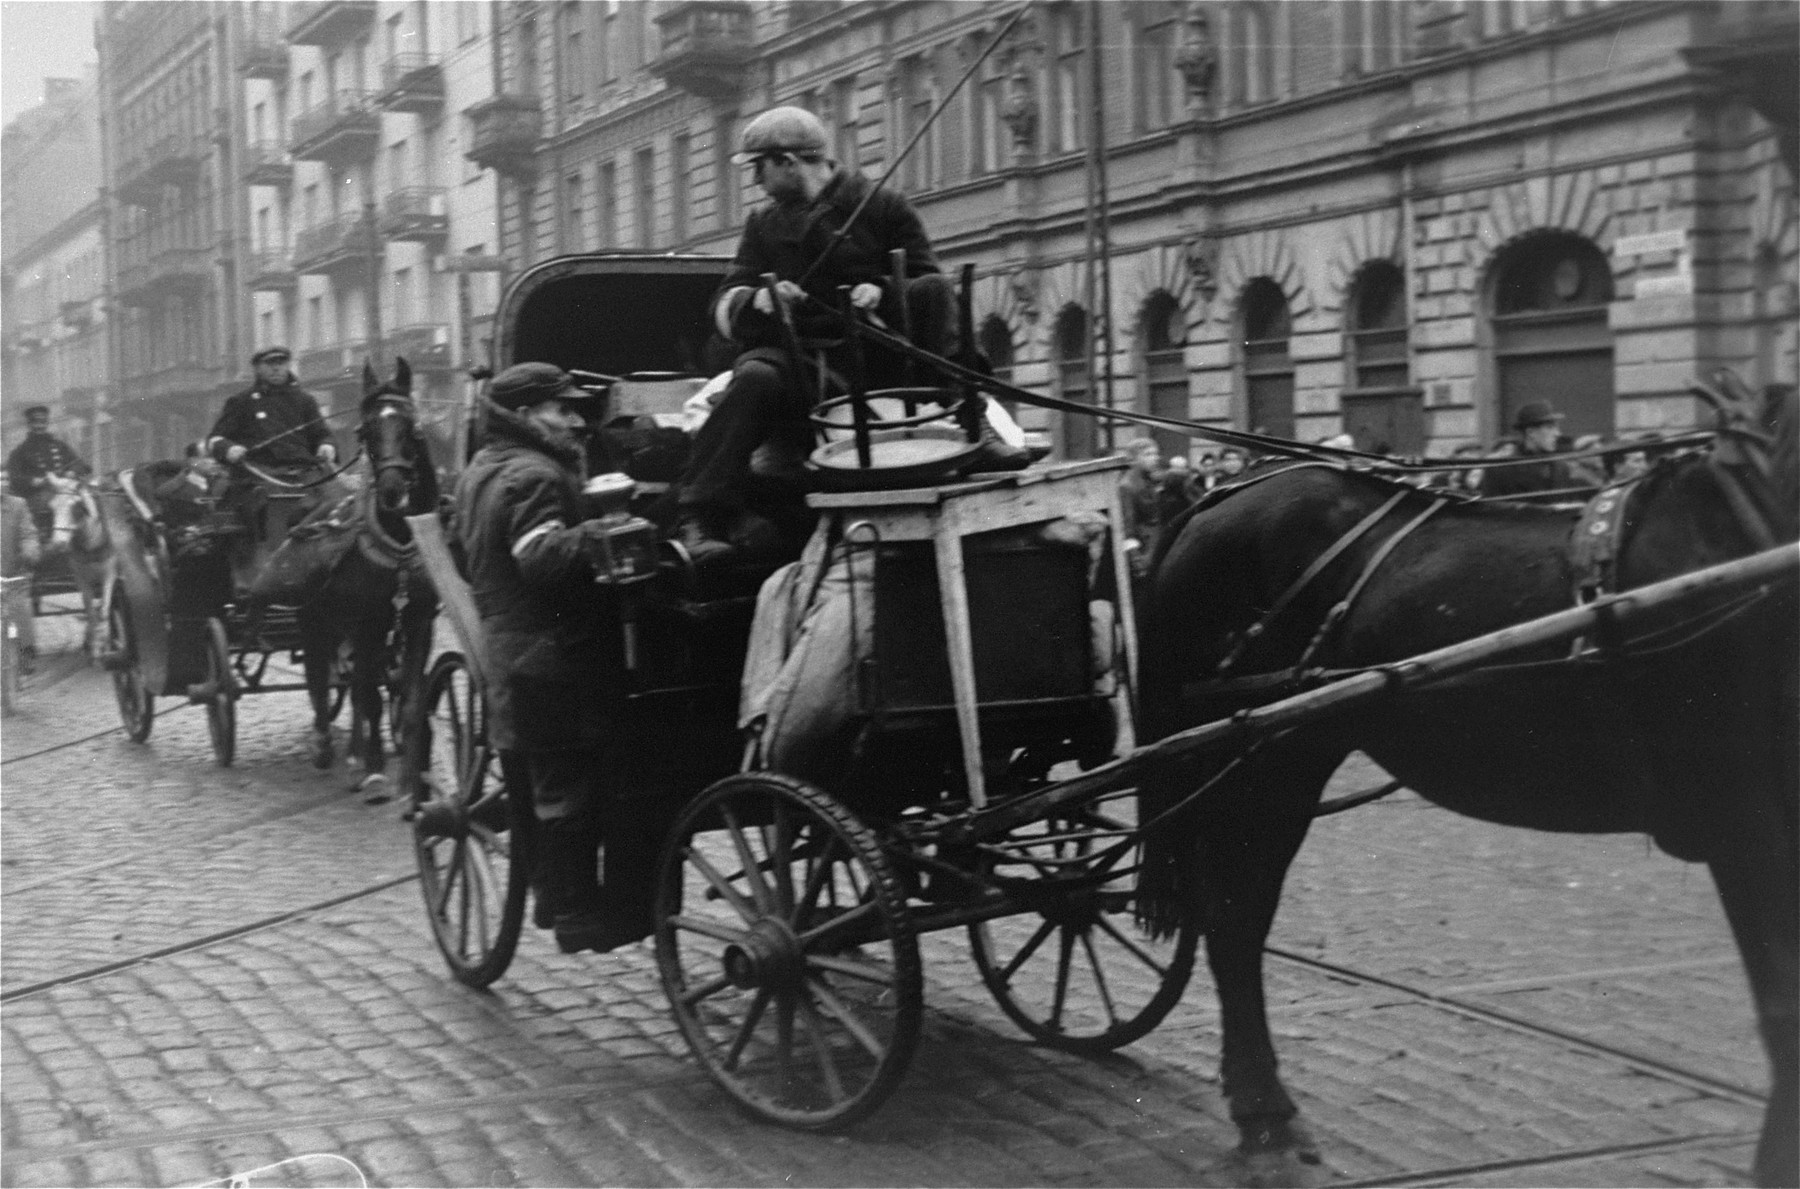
[362,393,422,491]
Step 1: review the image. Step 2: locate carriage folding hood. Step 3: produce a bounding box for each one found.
[472,252,733,452]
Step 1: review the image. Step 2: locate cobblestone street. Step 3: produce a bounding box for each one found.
[0,608,1768,1188]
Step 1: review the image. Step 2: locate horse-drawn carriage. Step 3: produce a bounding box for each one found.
[397,250,1796,1180]
[98,364,439,775]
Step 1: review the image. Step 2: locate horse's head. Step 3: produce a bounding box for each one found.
[44,474,102,555]
[359,356,431,516]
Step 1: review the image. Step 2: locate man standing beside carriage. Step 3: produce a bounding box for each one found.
[453,362,659,956]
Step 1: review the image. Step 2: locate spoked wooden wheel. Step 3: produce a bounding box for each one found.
[657,772,922,1130]
[107,591,153,742]
[409,651,528,989]
[968,791,1199,1055]
[1,618,19,717]
[202,617,236,766]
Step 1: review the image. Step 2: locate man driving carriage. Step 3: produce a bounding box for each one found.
[454,362,659,956]
[676,105,1023,562]
[7,404,91,544]
[205,347,342,585]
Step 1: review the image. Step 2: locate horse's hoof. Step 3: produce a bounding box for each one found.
[1229,1148,1327,1189]
[358,773,392,804]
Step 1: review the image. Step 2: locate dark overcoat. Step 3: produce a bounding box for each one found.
[720,169,940,346]
[208,379,331,468]
[453,402,624,752]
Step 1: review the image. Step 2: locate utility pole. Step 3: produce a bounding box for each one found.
[364,199,383,369]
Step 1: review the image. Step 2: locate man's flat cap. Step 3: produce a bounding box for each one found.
[738,106,829,161]
[23,405,49,419]
[251,346,292,365]
[1512,400,1565,429]
[489,362,606,410]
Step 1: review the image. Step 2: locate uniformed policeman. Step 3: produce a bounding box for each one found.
[454,362,657,954]
[6,405,91,542]
[207,347,337,471]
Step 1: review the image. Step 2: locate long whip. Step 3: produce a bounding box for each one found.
[795,4,1029,288]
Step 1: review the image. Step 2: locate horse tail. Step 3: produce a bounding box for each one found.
[1134,752,1207,940]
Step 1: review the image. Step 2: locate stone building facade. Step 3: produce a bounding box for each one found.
[484,0,1796,460]
[1,74,110,466]
[90,0,513,467]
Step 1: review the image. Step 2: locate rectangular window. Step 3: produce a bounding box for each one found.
[1134,11,1176,132]
[600,4,618,83]
[307,295,325,347]
[562,3,585,108]
[393,266,414,327]
[833,77,859,170]
[598,159,617,248]
[566,169,587,251]
[1054,10,1084,153]
[901,57,937,191]
[712,117,737,231]
[670,132,690,244]
[635,146,655,246]
[455,2,479,45]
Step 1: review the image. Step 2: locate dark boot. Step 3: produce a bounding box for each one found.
[533,818,601,933]
[675,509,736,566]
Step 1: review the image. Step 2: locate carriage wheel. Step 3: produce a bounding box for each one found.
[1,617,19,717]
[410,651,528,989]
[203,617,236,767]
[107,592,153,742]
[967,797,1199,1055]
[656,772,922,1130]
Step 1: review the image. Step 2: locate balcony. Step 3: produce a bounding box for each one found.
[61,299,95,329]
[291,91,380,164]
[293,213,375,277]
[242,141,293,187]
[148,362,226,401]
[142,132,209,190]
[296,341,366,387]
[238,34,288,80]
[378,188,448,243]
[650,2,754,99]
[147,245,213,296]
[377,53,443,114]
[246,251,299,293]
[386,323,452,371]
[463,93,540,179]
[286,1,376,47]
[113,154,162,208]
[115,258,156,307]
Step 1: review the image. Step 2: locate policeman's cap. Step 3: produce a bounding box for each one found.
[737,106,829,164]
[251,346,292,366]
[1512,400,1565,430]
[488,362,607,411]
[23,405,49,421]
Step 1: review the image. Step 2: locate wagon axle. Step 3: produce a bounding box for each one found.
[721,919,807,992]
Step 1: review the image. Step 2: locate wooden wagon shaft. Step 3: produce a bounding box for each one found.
[947,542,1800,846]
[405,512,488,689]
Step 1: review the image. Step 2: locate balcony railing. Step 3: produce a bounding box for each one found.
[293,213,374,276]
[143,132,209,189]
[650,2,754,99]
[243,140,293,187]
[148,362,226,400]
[296,340,367,387]
[247,252,299,292]
[377,53,443,114]
[378,188,448,242]
[116,261,156,306]
[287,1,376,47]
[386,323,452,370]
[464,93,541,179]
[149,245,212,291]
[113,154,161,208]
[291,91,380,163]
[237,34,288,80]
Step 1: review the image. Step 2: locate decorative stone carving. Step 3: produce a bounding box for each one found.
[1184,238,1219,305]
[1172,3,1218,120]
[1009,269,1041,323]
[997,11,1043,161]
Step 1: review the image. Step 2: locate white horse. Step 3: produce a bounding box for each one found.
[43,474,111,661]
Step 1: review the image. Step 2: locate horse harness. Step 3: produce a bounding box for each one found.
[1211,464,1452,684]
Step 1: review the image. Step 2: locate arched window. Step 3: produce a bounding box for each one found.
[1056,304,1096,459]
[1141,291,1188,459]
[1490,232,1615,438]
[1347,261,1409,391]
[1240,278,1294,439]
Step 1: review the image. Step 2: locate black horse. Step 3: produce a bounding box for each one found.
[266,358,439,793]
[1138,379,1796,1186]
